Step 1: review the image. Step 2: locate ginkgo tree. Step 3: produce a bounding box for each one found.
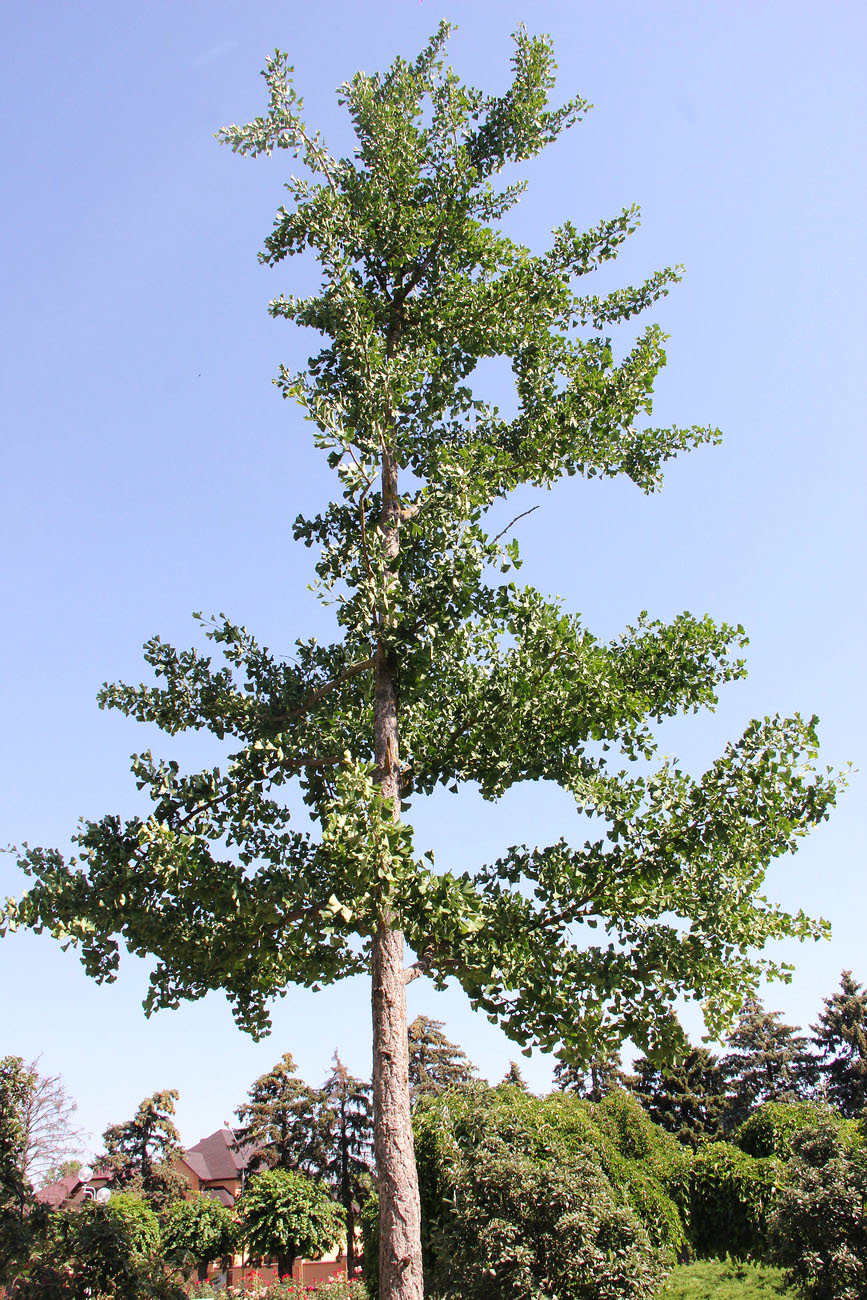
[4,25,839,1300]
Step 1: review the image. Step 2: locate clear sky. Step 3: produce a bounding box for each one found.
[1,0,864,1157]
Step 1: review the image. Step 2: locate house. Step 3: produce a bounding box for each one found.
[36,1129,349,1287]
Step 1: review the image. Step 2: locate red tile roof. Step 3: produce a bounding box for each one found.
[184,1128,253,1182]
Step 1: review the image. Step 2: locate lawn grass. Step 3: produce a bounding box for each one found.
[658,1259,802,1299]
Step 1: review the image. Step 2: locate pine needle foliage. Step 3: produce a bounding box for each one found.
[408,1016,477,1105]
[811,970,867,1118]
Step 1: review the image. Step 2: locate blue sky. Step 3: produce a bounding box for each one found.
[1,0,864,1155]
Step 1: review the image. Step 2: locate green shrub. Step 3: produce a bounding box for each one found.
[768,1121,867,1300]
[688,1142,776,1261]
[10,1192,178,1300]
[412,1087,676,1300]
[736,1100,848,1159]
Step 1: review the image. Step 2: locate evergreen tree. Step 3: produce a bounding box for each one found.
[628,1046,727,1147]
[721,996,816,1129]
[101,1090,186,1210]
[811,971,867,1117]
[501,1062,529,1089]
[554,1048,625,1101]
[408,1017,477,1105]
[8,27,841,1300]
[319,1053,374,1278]
[234,1053,322,1175]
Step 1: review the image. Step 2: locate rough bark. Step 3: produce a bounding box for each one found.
[371,438,424,1300]
[372,922,423,1300]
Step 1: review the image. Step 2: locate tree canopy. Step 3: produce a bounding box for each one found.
[721,997,815,1130]
[811,971,867,1118]
[628,1046,728,1148]
[239,1167,341,1281]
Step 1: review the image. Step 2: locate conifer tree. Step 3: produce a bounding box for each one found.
[234,1053,322,1175]
[553,1047,625,1101]
[501,1061,529,1089]
[319,1053,373,1278]
[811,971,867,1117]
[628,1046,727,1147]
[408,1016,477,1105]
[721,996,815,1129]
[101,1090,186,1210]
[6,27,841,1300]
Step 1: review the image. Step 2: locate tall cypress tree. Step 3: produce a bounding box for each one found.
[7,27,841,1300]
[811,971,867,1117]
[234,1053,322,1174]
[407,1016,477,1105]
[628,1046,728,1147]
[319,1053,374,1278]
[721,996,816,1129]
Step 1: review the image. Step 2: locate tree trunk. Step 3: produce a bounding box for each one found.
[372,922,423,1300]
[371,438,424,1300]
[340,1109,357,1279]
[276,1250,295,1282]
[346,1202,357,1279]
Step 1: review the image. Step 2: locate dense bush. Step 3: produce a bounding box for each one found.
[688,1141,776,1261]
[736,1099,848,1159]
[188,1278,366,1299]
[768,1120,867,1300]
[9,1191,178,1300]
[409,1086,681,1300]
[588,1089,691,1247]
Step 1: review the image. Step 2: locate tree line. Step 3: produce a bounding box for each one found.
[4,978,867,1297]
[0,1015,472,1294]
[566,971,867,1145]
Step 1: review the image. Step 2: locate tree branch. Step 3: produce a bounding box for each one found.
[172,754,343,834]
[491,505,539,546]
[264,658,375,725]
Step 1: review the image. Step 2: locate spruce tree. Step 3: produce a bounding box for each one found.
[101,1090,186,1210]
[811,971,867,1117]
[553,1048,625,1101]
[234,1053,322,1174]
[501,1062,529,1089]
[319,1053,373,1278]
[721,996,815,1129]
[628,1046,727,1147]
[408,1016,477,1105]
[6,27,841,1300]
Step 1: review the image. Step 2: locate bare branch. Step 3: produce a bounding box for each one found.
[491,504,540,546]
